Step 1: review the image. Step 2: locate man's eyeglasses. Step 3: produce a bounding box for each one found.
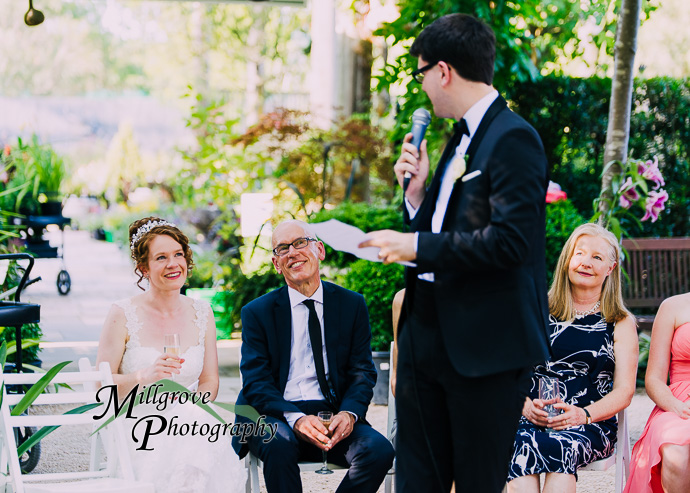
[273,237,317,256]
[411,62,438,84]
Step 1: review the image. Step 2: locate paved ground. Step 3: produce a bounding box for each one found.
[19,230,656,492]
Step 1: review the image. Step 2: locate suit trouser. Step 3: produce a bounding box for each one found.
[246,400,394,493]
[396,282,531,493]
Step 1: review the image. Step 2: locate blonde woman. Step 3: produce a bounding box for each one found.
[507,223,638,493]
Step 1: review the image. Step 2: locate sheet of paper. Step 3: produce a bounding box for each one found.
[309,219,416,267]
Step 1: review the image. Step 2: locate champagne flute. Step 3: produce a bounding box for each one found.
[315,411,334,475]
[164,333,180,380]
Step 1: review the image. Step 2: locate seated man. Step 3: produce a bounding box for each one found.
[232,220,395,493]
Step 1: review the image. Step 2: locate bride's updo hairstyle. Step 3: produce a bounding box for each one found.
[128,216,195,290]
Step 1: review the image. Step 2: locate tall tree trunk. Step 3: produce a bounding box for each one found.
[599,0,642,219]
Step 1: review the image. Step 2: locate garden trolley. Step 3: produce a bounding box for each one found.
[22,214,71,295]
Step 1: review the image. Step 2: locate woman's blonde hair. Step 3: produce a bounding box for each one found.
[548,223,632,323]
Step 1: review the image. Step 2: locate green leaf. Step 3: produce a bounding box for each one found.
[16,402,103,458]
[4,339,41,356]
[11,361,71,417]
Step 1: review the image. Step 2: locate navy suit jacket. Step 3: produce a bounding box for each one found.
[403,95,551,378]
[232,281,377,457]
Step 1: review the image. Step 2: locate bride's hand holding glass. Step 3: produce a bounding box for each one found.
[139,353,183,384]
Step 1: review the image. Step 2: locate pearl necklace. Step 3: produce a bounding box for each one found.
[574,300,601,319]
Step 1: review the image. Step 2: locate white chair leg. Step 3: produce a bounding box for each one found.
[384,469,393,493]
[249,454,260,493]
[244,456,251,493]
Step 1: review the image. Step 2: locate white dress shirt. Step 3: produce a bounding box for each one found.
[408,89,499,282]
[283,283,329,427]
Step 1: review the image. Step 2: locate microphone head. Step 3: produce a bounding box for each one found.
[411,108,431,126]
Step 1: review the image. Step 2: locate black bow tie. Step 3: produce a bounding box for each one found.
[454,118,470,138]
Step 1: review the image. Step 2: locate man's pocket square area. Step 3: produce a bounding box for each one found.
[462,170,482,182]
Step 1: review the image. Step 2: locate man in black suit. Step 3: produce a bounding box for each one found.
[360,14,551,493]
[233,220,394,493]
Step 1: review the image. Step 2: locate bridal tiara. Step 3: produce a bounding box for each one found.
[130,220,176,249]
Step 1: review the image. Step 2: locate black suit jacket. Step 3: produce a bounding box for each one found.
[232,281,377,457]
[404,95,551,377]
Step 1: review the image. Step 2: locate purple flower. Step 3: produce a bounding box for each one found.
[641,189,669,222]
[619,177,640,209]
[641,156,665,189]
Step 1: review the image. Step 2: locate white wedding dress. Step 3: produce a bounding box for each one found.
[115,297,246,493]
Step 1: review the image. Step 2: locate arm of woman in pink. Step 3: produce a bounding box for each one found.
[548,315,638,430]
[645,297,690,419]
[96,304,182,396]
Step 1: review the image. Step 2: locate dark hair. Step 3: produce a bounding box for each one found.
[128,216,194,290]
[410,14,495,85]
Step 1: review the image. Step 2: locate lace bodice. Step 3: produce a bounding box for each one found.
[116,297,208,388]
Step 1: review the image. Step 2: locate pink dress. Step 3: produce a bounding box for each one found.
[625,322,690,493]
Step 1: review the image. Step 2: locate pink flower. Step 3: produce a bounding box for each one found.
[641,189,669,222]
[641,156,665,189]
[619,177,640,209]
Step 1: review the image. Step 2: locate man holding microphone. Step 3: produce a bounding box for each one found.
[360,13,551,492]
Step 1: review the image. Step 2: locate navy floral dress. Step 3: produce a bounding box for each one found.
[507,312,618,480]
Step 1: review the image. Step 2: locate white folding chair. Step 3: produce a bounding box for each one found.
[383,342,396,493]
[238,347,348,493]
[579,408,631,493]
[0,359,155,493]
[77,358,109,474]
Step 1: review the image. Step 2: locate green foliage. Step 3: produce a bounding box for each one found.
[373,1,657,170]
[229,110,396,211]
[510,76,690,237]
[342,260,405,352]
[1,136,66,214]
[176,92,246,211]
[223,264,284,332]
[311,202,403,269]
[545,200,586,285]
[0,1,310,106]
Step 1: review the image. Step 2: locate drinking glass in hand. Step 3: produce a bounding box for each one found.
[315,411,334,475]
[164,333,180,380]
[539,376,565,433]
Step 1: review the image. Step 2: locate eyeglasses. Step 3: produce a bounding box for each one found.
[412,62,438,84]
[272,237,317,256]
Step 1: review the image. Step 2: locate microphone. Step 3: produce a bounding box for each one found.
[403,108,431,193]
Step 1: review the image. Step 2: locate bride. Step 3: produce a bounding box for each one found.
[96,216,246,493]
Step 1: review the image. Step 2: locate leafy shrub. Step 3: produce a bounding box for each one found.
[509,76,690,238]
[311,202,403,269]
[223,265,284,333]
[342,259,405,352]
[545,200,586,284]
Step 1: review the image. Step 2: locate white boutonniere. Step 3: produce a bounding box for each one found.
[449,154,467,182]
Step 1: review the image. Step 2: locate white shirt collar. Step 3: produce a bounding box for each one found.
[462,89,499,138]
[287,281,324,309]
